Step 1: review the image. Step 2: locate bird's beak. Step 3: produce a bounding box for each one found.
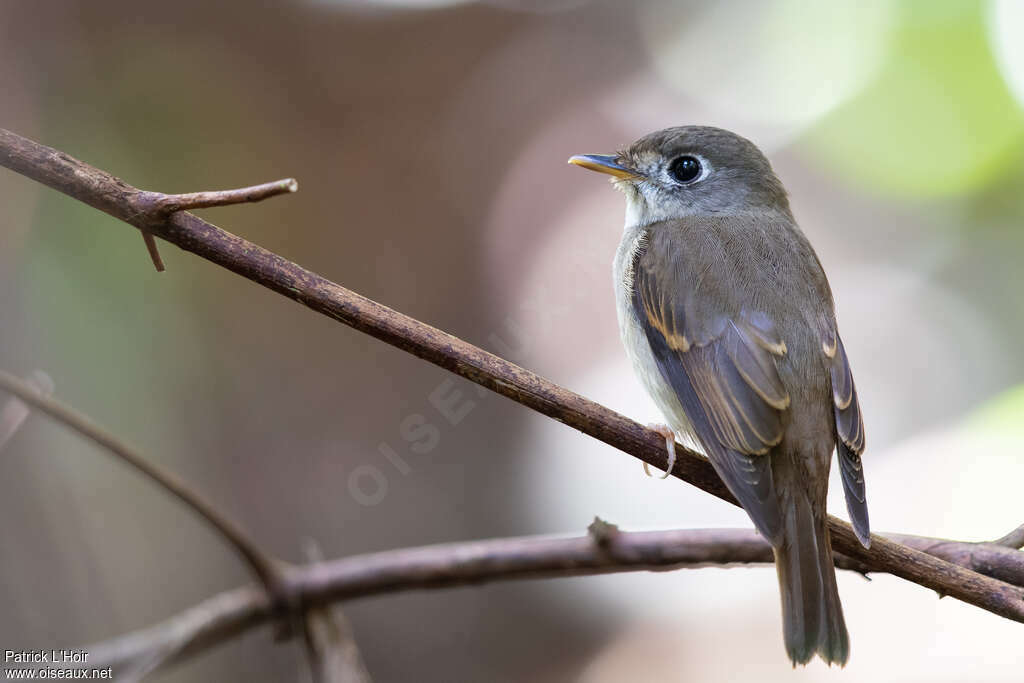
[568,154,644,180]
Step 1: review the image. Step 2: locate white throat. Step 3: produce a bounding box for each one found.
[622,182,676,230]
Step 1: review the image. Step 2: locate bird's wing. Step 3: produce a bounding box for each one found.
[631,229,790,544]
[823,329,869,547]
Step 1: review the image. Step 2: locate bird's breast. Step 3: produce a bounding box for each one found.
[613,228,699,448]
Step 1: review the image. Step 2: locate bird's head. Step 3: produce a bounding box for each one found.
[570,126,791,227]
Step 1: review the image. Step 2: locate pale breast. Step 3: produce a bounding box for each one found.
[613,227,701,452]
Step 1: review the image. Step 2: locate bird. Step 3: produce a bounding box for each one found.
[569,126,869,666]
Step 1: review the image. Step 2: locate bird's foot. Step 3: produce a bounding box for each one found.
[643,423,676,479]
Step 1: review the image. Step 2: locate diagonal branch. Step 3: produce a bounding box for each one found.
[0,370,54,450]
[1,127,1023,623]
[0,369,289,613]
[77,525,1024,674]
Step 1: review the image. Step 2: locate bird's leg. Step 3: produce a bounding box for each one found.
[643,423,676,479]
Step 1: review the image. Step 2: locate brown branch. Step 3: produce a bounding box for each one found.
[145,178,298,214]
[995,523,1024,550]
[300,539,373,683]
[141,232,165,272]
[2,126,1023,638]
[0,369,289,612]
[301,610,373,683]
[76,526,1024,674]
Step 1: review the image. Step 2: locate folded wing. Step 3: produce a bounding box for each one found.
[632,236,790,544]
[823,329,869,547]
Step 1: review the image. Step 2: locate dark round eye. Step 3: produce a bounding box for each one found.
[668,156,702,183]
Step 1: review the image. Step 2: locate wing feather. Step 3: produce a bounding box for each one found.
[632,235,790,543]
[824,330,870,547]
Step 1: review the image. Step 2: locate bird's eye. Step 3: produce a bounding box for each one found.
[668,156,702,184]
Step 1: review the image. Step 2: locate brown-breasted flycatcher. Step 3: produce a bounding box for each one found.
[571,126,869,666]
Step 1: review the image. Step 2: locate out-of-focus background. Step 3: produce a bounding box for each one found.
[1,0,1023,680]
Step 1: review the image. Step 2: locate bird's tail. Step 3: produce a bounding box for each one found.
[773,489,849,666]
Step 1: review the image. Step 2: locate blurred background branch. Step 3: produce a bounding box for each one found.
[0,366,373,679]
[0,368,288,617]
[300,539,373,683]
[78,524,1024,676]
[0,370,54,450]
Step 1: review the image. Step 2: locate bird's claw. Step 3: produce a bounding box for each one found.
[643,422,676,479]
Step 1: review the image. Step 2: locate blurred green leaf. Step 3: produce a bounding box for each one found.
[965,382,1024,434]
[805,0,1024,197]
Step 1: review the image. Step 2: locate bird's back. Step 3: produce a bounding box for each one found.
[615,213,839,451]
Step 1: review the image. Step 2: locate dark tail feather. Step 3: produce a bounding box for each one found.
[838,441,871,548]
[774,492,849,666]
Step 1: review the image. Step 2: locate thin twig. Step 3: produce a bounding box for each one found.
[1,126,1022,625]
[141,232,165,272]
[76,526,1024,675]
[149,178,298,214]
[301,539,373,683]
[995,524,1024,550]
[0,369,289,610]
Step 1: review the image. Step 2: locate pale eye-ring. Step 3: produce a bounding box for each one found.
[668,156,702,184]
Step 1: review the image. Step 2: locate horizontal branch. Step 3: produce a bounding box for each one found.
[80,526,1024,673]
